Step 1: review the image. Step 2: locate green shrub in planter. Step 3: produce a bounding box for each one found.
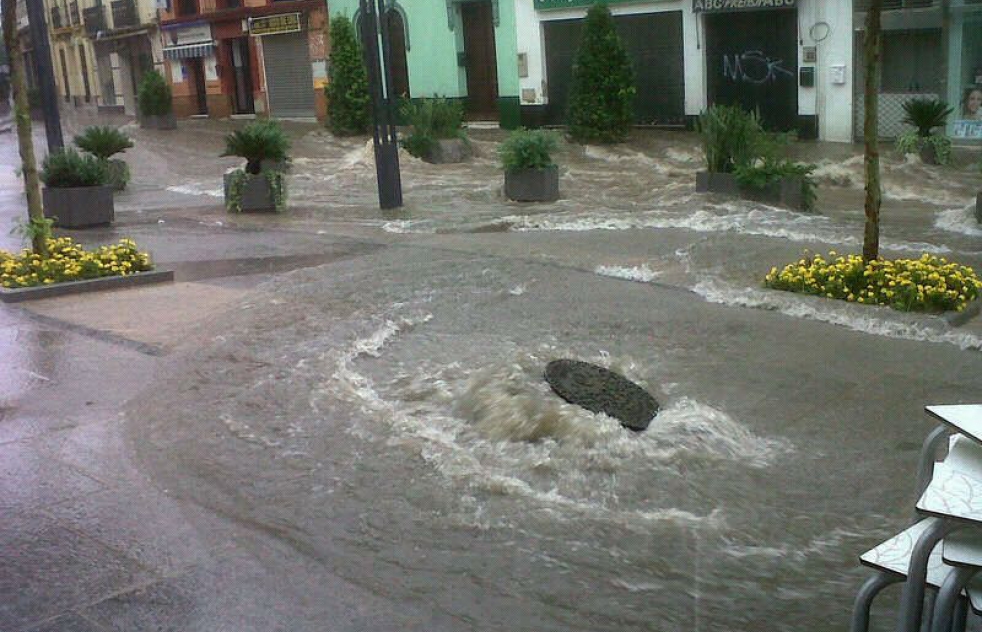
[734,158,817,212]
[137,70,172,117]
[74,126,133,191]
[40,149,109,188]
[221,120,290,213]
[500,129,560,203]
[697,104,768,174]
[567,2,635,144]
[896,98,953,165]
[400,97,466,160]
[221,119,291,175]
[40,149,113,228]
[499,129,557,170]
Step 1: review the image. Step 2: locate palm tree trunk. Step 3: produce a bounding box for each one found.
[2,0,48,257]
[862,0,883,264]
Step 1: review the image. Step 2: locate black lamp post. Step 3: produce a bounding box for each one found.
[25,0,63,151]
[358,0,402,210]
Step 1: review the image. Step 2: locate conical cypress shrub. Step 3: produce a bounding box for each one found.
[567,3,636,144]
[326,15,371,136]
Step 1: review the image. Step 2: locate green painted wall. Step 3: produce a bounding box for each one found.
[330,0,518,122]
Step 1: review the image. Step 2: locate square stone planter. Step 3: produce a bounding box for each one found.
[696,171,807,212]
[140,112,177,130]
[42,185,114,228]
[425,138,471,164]
[223,172,279,213]
[505,166,560,202]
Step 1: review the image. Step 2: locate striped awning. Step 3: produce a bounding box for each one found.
[162,42,215,60]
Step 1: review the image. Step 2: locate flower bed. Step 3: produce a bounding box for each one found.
[764,252,982,313]
[1,237,152,288]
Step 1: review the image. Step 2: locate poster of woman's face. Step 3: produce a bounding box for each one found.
[963,87,982,120]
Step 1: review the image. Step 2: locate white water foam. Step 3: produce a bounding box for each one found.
[503,206,951,254]
[692,278,982,351]
[812,156,864,188]
[594,264,661,283]
[323,317,790,529]
[583,145,693,177]
[936,204,982,237]
[166,183,223,198]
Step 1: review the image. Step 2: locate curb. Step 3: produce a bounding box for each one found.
[0,270,175,303]
[942,298,982,328]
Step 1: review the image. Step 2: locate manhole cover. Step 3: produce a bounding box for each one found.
[544,359,659,432]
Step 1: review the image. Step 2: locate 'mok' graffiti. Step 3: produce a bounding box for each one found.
[722,51,794,85]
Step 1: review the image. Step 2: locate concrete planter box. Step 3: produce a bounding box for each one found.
[425,138,471,164]
[42,185,114,228]
[919,143,939,166]
[140,112,177,130]
[223,172,279,213]
[696,171,807,212]
[0,269,175,303]
[505,166,560,202]
[975,192,981,224]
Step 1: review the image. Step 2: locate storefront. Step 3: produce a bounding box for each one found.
[160,2,327,121]
[162,21,217,116]
[516,0,852,140]
[333,0,520,126]
[946,0,982,142]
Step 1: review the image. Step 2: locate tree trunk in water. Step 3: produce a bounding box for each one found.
[862,0,883,264]
[2,0,48,257]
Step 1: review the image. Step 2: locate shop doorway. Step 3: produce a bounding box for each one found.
[461,1,498,120]
[186,58,208,115]
[228,38,255,114]
[705,9,798,132]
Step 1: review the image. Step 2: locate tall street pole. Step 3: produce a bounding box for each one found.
[25,0,63,151]
[359,0,402,210]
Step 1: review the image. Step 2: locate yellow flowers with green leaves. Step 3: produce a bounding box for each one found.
[0,237,152,289]
[765,252,982,313]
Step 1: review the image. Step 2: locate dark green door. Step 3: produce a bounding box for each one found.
[543,11,685,126]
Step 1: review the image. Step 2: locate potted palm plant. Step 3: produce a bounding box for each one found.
[40,148,113,228]
[897,98,953,165]
[222,120,290,213]
[500,129,560,202]
[138,70,176,130]
[74,126,134,191]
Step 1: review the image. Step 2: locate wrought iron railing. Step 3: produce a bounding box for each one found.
[110,0,138,28]
[83,4,105,36]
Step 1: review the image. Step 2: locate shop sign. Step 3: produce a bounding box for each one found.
[953,120,982,140]
[534,0,670,11]
[163,22,212,46]
[693,0,796,12]
[249,13,302,36]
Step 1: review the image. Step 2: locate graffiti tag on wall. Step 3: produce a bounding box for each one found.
[722,51,794,85]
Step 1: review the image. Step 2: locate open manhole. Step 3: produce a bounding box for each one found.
[544,359,659,432]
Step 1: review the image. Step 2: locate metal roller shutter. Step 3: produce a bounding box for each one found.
[542,11,685,126]
[262,31,315,118]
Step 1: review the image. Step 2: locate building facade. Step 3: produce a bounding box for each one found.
[331,0,522,127]
[46,0,102,108]
[516,0,854,142]
[157,0,328,120]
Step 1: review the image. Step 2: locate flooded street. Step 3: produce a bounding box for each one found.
[3,116,982,631]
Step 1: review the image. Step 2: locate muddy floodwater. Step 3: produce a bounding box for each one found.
[109,121,982,631]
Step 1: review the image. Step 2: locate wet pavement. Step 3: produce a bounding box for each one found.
[0,110,981,631]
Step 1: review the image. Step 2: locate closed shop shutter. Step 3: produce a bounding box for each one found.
[543,12,685,126]
[262,31,315,118]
